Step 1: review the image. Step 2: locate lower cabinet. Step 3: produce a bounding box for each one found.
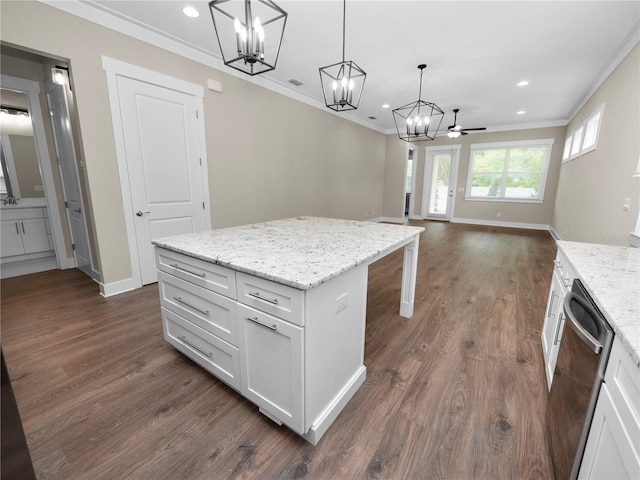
[1,216,51,256]
[541,250,575,390]
[579,339,640,479]
[237,303,304,434]
[156,246,369,444]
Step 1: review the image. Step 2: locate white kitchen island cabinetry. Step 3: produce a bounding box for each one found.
[153,217,424,444]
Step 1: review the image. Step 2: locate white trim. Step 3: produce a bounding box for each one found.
[0,74,74,270]
[42,0,384,135]
[379,216,405,224]
[102,56,212,291]
[549,226,562,241]
[406,144,417,217]
[581,103,605,155]
[568,23,640,122]
[99,276,138,298]
[0,254,57,279]
[0,134,21,198]
[451,217,550,231]
[569,121,585,160]
[422,144,461,220]
[469,138,555,150]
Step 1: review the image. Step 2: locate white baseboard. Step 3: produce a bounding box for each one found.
[379,216,405,224]
[548,226,562,241]
[450,217,550,231]
[0,256,58,279]
[99,276,139,297]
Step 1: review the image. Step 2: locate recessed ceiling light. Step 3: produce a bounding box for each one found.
[517,110,526,115]
[382,104,390,109]
[517,80,529,87]
[182,6,200,18]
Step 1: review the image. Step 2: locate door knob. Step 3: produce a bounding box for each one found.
[136,211,150,217]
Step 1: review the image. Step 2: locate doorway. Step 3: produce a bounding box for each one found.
[102,57,211,290]
[422,145,461,221]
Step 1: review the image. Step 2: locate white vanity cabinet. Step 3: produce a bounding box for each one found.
[1,208,52,257]
[541,249,575,389]
[579,338,640,479]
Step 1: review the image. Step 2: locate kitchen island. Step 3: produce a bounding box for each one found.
[152,216,424,444]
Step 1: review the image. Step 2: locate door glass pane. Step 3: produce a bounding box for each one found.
[429,153,451,215]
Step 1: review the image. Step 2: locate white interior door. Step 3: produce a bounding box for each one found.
[45,79,93,276]
[116,76,207,285]
[422,145,460,221]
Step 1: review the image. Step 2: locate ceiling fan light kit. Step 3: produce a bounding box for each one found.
[209,0,288,76]
[446,108,487,138]
[392,64,444,142]
[318,0,367,111]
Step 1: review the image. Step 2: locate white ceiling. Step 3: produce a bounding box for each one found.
[65,1,639,134]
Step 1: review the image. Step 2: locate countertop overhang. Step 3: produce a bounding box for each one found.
[152,216,424,290]
[557,240,640,365]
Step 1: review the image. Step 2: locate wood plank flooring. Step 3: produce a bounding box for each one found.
[1,222,557,479]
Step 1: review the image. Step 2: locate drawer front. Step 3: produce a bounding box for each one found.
[554,250,576,291]
[237,272,304,326]
[156,247,236,299]
[158,271,238,347]
[1,208,45,221]
[162,307,240,391]
[604,339,640,456]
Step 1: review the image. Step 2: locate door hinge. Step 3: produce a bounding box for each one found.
[202,202,205,210]
[196,110,199,119]
[64,201,68,208]
[199,158,202,166]
[72,243,76,251]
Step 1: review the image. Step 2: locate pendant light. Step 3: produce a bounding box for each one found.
[209,0,288,76]
[392,64,444,142]
[318,0,366,111]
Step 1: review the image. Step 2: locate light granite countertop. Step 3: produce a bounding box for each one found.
[557,241,640,365]
[152,216,424,290]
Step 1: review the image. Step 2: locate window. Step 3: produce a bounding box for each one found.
[561,103,605,162]
[466,139,554,202]
[405,148,414,193]
[581,103,604,154]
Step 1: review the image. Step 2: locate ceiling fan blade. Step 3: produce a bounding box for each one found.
[461,127,487,132]
[461,131,468,136]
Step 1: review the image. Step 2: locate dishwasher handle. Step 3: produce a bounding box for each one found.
[563,292,603,355]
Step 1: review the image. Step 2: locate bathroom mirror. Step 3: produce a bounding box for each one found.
[0,89,45,202]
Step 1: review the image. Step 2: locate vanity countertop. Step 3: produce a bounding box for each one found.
[557,241,640,365]
[152,216,424,290]
[0,198,47,210]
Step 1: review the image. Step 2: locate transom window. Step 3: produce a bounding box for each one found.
[465,139,554,203]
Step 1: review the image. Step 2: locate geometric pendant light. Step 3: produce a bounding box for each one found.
[392,64,444,141]
[209,0,288,76]
[318,0,366,111]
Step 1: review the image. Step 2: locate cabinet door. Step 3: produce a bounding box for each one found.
[20,218,51,254]
[238,304,304,434]
[541,269,566,390]
[1,221,25,256]
[579,385,640,479]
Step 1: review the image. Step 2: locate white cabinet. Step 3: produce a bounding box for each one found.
[238,303,304,433]
[155,246,370,444]
[1,208,52,257]
[579,338,640,479]
[541,249,575,390]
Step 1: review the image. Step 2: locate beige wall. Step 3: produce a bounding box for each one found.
[552,44,640,246]
[383,126,566,226]
[1,1,386,286]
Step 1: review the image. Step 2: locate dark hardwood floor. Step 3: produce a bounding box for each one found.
[1,222,557,479]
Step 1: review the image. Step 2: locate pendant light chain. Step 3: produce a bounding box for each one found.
[342,0,346,62]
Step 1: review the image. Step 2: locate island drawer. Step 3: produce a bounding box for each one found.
[237,272,304,326]
[158,271,238,347]
[156,247,236,299]
[162,307,241,391]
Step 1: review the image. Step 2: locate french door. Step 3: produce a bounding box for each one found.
[422,145,461,221]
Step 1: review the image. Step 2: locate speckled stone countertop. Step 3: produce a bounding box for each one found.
[152,217,424,290]
[557,241,640,365]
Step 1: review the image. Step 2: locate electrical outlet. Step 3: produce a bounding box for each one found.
[623,198,631,211]
[335,293,348,314]
[497,212,502,218]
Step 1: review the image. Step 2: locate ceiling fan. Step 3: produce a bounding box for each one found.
[447,108,486,138]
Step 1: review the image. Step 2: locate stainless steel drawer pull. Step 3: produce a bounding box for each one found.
[553,313,565,346]
[169,263,206,278]
[173,297,209,316]
[178,335,212,358]
[248,291,279,305]
[247,316,277,331]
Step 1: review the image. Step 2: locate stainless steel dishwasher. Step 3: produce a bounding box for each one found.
[546,278,614,480]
